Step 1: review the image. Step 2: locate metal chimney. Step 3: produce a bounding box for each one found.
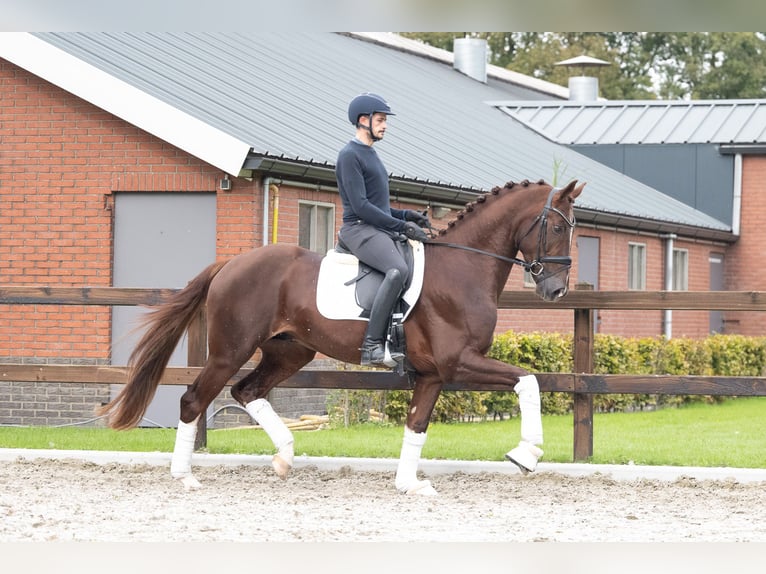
[555,55,610,101]
[453,37,487,83]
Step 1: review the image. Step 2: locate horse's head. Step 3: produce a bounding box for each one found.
[517,180,584,302]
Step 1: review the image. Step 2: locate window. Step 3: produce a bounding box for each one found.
[299,201,335,255]
[672,248,689,291]
[628,243,646,290]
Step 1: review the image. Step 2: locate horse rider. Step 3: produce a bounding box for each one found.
[335,92,430,366]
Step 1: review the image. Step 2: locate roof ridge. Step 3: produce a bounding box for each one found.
[347,32,569,99]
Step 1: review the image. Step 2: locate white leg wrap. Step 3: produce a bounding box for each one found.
[246,398,294,472]
[394,427,437,496]
[514,374,543,445]
[170,417,202,489]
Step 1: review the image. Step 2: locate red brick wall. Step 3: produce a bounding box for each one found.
[724,156,766,336]
[0,60,260,360]
[1,58,756,365]
[491,225,722,338]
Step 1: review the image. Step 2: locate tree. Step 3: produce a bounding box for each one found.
[400,32,766,101]
[651,33,766,99]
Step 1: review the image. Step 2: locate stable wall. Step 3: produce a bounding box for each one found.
[0,57,749,363]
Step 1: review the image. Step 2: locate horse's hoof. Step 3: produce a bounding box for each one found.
[272,454,292,480]
[176,474,203,490]
[505,441,544,475]
[400,479,438,496]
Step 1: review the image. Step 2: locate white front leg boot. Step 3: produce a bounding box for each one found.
[246,398,295,480]
[506,374,544,474]
[170,417,203,490]
[394,427,437,496]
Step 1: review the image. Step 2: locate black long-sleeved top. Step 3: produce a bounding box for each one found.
[336,139,406,232]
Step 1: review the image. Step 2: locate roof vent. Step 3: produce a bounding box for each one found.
[555,55,610,101]
[453,37,487,83]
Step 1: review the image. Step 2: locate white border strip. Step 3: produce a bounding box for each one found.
[2,448,765,484]
[0,32,251,175]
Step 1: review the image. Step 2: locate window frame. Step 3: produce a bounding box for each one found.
[672,247,689,291]
[298,200,336,255]
[627,242,646,290]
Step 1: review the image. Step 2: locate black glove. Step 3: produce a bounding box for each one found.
[403,221,429,243]
[404,209,431,228]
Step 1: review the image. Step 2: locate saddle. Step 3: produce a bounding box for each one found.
[315,237,425,369]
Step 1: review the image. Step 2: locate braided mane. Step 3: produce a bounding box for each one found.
[436,179,546,237]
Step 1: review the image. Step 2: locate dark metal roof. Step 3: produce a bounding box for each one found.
[18,32,732,240]
[493,99,766,145]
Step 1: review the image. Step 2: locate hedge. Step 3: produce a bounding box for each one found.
[326,332,766,425]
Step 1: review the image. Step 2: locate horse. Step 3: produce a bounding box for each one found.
[98,178,584,495]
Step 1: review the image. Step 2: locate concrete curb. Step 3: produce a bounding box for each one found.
[2,448,765,483]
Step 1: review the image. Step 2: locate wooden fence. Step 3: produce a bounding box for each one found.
[1,285,765,461]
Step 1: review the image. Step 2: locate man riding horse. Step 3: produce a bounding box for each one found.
[335,92,430,366]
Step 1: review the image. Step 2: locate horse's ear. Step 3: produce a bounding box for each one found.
[558,180,584,201]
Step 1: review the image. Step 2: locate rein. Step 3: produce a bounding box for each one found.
[423,239,533,270]
[424,187,576,276]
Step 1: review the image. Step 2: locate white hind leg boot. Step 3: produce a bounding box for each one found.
[394,427,437,496]
[246,398,294,480]
[170,416,203,490]
[506,374,544,474]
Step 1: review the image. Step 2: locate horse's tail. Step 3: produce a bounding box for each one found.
[97,260,228,430]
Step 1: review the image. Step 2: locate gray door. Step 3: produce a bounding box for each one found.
[576,236,600,290]
[709,253,725,333]
[111,192,216,427]
[576,236,600,331]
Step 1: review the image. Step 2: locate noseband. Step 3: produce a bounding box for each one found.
[425,186,576,277]
[518,186,576,278]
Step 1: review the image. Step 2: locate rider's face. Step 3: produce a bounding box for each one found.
[366,113,388,140]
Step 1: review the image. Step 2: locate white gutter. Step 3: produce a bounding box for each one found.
[0,32,250,176]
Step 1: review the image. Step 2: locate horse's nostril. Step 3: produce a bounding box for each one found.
[550,287,567,300]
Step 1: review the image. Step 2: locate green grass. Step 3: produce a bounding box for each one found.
[1,398,765,468]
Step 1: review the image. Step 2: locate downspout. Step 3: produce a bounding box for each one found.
[271,184,280,244]
[262,176,271,246]
[732,153,742,237]
[662,233,676,339]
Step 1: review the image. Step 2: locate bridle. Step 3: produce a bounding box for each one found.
[424,187,576,278]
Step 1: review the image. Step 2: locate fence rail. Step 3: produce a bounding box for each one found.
[2,285,765,461]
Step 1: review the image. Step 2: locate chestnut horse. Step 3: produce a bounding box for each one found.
[98,178,583,495]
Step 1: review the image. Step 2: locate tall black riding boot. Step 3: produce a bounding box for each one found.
[360,269,403,366]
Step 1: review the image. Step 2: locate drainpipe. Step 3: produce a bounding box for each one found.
[662,233,676,339]
[262,176,271,246]
[732,153,742,237]
[271,184,280,244]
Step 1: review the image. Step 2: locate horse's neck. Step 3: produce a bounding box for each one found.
[432,199,527,296]
[440,190,539,296]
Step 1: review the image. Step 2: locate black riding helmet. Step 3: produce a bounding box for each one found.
[347,92,395,141]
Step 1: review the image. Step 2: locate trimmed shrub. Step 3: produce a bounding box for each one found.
[327,332,766,425]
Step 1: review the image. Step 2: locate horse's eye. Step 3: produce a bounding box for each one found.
[553,225,563,235]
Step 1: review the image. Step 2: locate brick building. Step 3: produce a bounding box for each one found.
[0,32,758,426]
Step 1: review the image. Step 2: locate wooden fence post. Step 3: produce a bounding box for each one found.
[187,305,208,450]
[573,282,594,461]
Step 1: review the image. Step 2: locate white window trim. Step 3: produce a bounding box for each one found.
[628,242,646,291]
[298,200,335,254]
[672,248,689,291]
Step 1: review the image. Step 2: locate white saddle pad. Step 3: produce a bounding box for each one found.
[316,239,425,321]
